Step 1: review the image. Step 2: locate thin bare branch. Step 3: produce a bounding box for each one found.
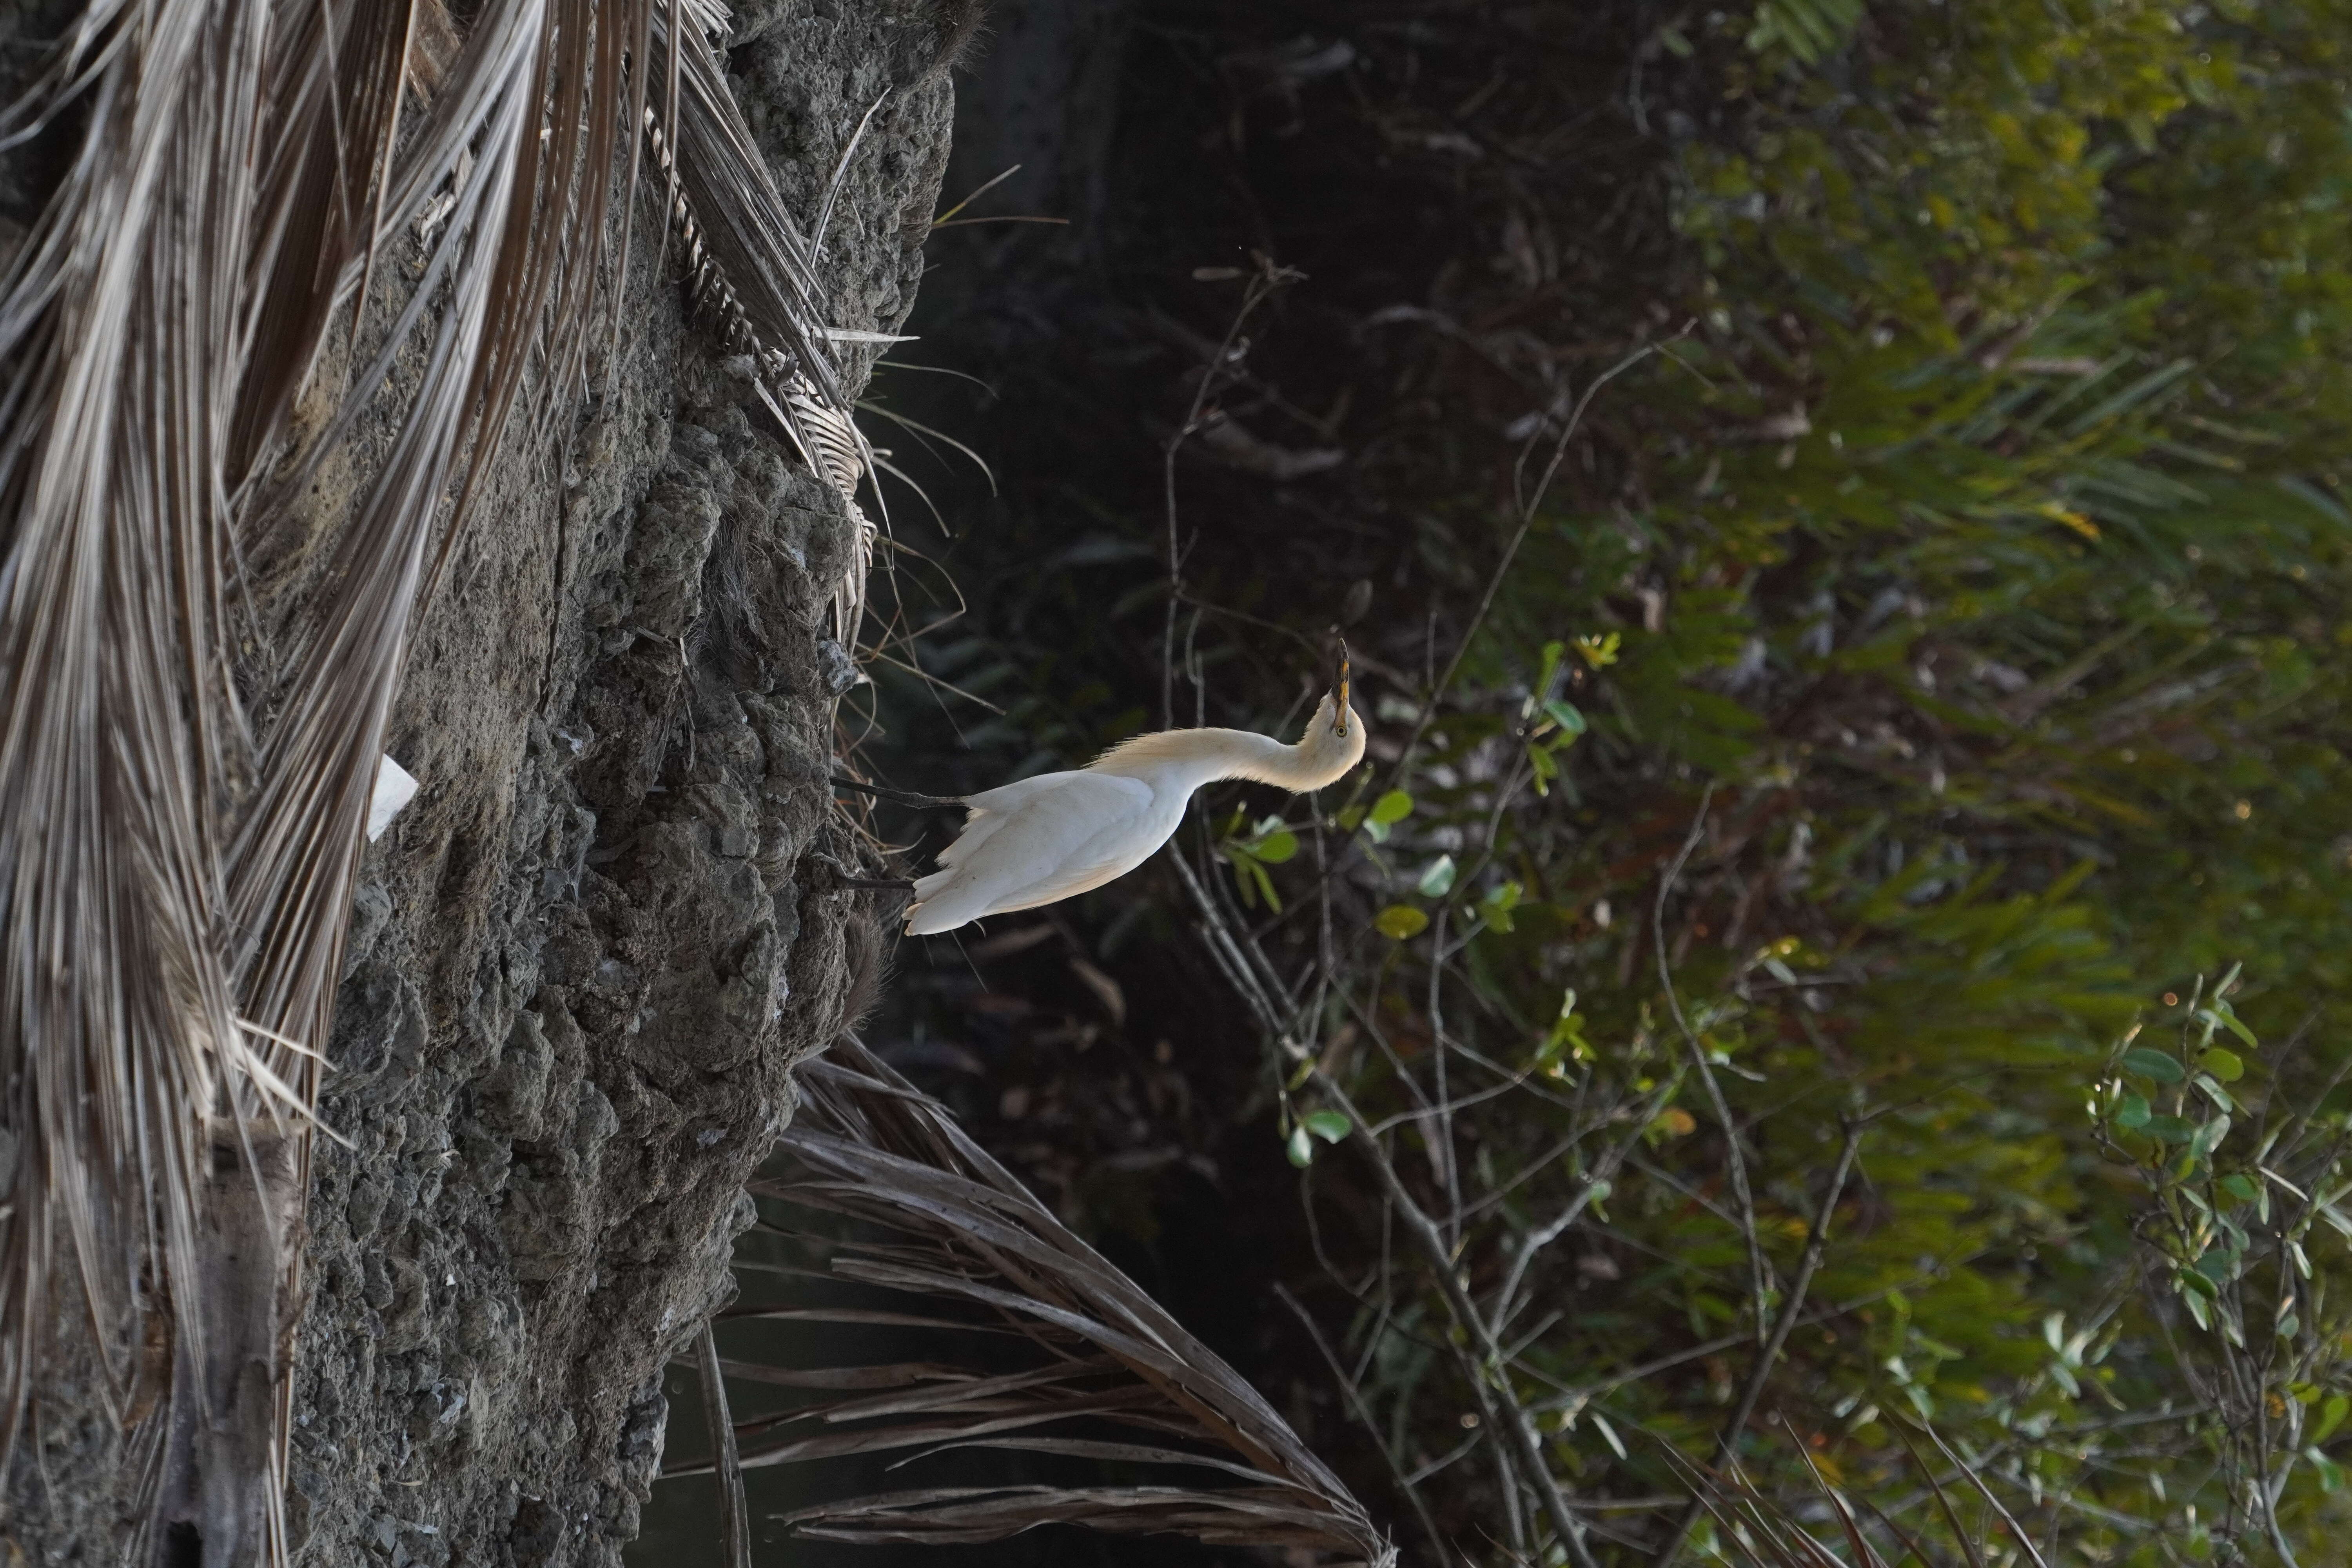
[1655,1121,1866,1568]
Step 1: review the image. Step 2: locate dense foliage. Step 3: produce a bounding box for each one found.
[835,3,2352,1562]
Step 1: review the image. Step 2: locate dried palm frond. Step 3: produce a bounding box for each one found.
[639,6,878,642]
[669,1036,1396,1565]
[0,0,858,1557]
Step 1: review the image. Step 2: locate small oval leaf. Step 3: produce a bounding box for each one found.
[1286,1125,1314,1168]
[1370,789,1416,825]
[2198,1047,2244,1082]
[1417,855,1458,898]
[1302,1110,1351,1143]
[1541,698,1588,737]
[2122,1047,2186,1084]
[2113,1092,2151,1130]
[1376,905,1430,940]
[1255,829,1299,864]
[2191,1114,2232,1158]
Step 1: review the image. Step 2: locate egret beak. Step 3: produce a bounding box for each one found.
[1334,638,1351,737]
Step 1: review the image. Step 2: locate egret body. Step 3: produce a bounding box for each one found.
[905,691,1366,935]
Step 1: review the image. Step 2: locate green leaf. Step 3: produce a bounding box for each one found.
[1370,790,1415,825]
[2219,1173,2260,1204]
[1541,698,1587,737]
[2198,1047,2244,1082]
[2193,1074,2241,1114]
[1286,1125,1314,1168]
[2316,1394,2350,1446]
[1417,855,1457,898]
[1376,906,1430,940]
[2122,1048,2186,1083]
[1223,848,1259,909]
[2209,1001,2259,1049]
[2144,1114,2195,1142]
[1302,1110,1350,1143]
[2176,1265,2219,1299]
[1254,829,1299,864]
[1336,804,1366,831]
[1535,640,1566,699]
[2190,1114,2232,1159]
[2113,1092,2151,1130]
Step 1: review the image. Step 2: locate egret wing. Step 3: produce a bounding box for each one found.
[907,773,1160,935]
[962,769,1087,813]
[926,770,1090,878]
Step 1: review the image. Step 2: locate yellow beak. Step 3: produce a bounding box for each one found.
[1334,638,1351,737]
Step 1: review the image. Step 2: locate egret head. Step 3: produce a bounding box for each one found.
[1301,642,1367,784]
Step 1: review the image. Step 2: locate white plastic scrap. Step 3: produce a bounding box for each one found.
[367,755,419,842]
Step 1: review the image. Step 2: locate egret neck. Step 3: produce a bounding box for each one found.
[1091,699,1366,796]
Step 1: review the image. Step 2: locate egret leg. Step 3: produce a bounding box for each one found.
[811,852,916,894]
[831,775,963,811]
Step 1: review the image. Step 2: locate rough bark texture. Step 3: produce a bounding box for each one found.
[2,3,959,1563]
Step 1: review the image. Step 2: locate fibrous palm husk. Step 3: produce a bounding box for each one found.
[0,0,859,1557]
[670,1036,1396,1565]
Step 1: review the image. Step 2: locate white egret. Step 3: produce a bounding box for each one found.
[848,655,1365,936]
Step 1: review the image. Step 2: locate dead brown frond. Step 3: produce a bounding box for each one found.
[673,1035,1396,1565]
[642,3,880,642]
[0,0,863,1557]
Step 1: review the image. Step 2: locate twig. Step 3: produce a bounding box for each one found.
[1652,783,1771,1342]
[1429,906,1465,1249]
[1164,849,1596,1568]
[1162,256,1303,728]
[1901,1417,2054,1568]
[697,1323,753,1568]
[1653,1121,1866,1567]
[1384,340,1666,792]
[1278,1283,1450,1568]
[1491,1087,1680,1336]
[1528,1285,1913,1412]
[1315,1071,1602,1568]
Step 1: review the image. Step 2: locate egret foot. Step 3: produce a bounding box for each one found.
[831,775,963,810]
[811,853,916,894]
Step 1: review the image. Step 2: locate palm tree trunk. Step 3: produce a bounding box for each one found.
[0,4,961,1563]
